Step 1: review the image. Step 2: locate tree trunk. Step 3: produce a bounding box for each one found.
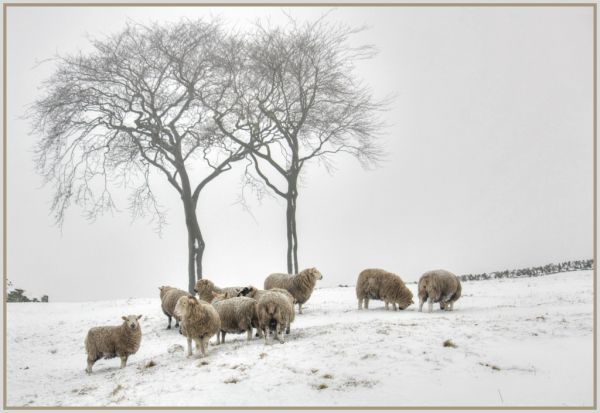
[291,193,299,274]
[285,197,294,274]
[182,195,205,294]
[285,177,299,274]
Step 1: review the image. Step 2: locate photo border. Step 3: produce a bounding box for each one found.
[2,1,596,410]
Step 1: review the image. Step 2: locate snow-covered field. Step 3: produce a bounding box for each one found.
[6,270,594,407]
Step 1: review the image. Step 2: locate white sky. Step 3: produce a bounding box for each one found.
[4,5,594,302]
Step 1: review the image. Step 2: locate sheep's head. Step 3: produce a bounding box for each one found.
[194,279,214,294]
[397,299,413,310]
[121,315,142,330]
[238,286,257,298]
[306,267,323,281]
[175,296,196,318]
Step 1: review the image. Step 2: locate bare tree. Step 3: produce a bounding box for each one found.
[30,20,253,293]
[211,17,386,274]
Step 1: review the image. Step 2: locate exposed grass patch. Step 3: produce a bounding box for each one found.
[316,383,328,390]
[224,377,239,384]
[322,374,333,379]
[110,384,123,396]
[443,339,457,348]
[479,362,501,371]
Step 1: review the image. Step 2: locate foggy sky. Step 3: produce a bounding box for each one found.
[4,5,594,302]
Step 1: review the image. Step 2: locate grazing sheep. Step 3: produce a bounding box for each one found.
[257,291,295,344]
[264,267,323,314]
[238,287,296,334]
[174,296,221,357]
[194,279,244,303]
[84,315,142,374]
[418,269,462,313]
[210,293,260,343]
[356,269,414,311]
[159,286,191,329]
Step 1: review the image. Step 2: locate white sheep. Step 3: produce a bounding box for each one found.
[84,315,142,374]
[263,268,323,314]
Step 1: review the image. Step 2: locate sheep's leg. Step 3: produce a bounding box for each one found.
[448,301,454,311]
[187,337,193,357]
[175,319,180,328]
[364,298,369,309]
[221,331,226,344]
[428,297,434,313]
[393,303,398,311]
[119,355,128,369]
[277,323,285,344]
[286,321,290,335]
[262,327,269,344]
[246,329,253,341]
[358,298,363,310]
[384,301,389,310]
[86,356,96,374]
[419,298,424,312]
[298,303,303,314]
[166,315,172,329]
[201,337,209,356]
[194,338,203,357]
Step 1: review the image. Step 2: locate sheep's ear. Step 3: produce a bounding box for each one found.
[121,316,127,321]
[137,315,142,320]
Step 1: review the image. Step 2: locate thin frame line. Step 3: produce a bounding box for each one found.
[1,2,599,7]
[3,3,8,411]
[2,2,596,410]
[593,2,598,411]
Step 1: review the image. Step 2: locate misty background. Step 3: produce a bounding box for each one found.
[5,6,593,302]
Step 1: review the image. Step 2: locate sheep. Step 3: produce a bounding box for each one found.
[238,287,296,334]
[174,296,221,357]
[263,267,323,314]
[84,315,142,374]
[418,269,462,313]
[356,269,414,311]
[159,286,191,329]
[194,279,244,303]
[257,290,295,344]
[210,293,260,344]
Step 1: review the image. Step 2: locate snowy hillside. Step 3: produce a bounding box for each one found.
[6,270,594,407]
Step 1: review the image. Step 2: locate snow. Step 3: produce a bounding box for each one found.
[6,270,594,407]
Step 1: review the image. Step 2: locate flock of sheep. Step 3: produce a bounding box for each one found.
[84,268,462,373]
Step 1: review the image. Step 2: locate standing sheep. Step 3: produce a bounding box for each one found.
[174,296,221,357]
[257,291,295,344]
[159,286,190,329]
[211,293,260,343]
[194,279,244,303]
[418,269,462,313]
[238,287,296,334]
[84,315,142,374]
[264,267,323,314]
[356,269,414,311]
